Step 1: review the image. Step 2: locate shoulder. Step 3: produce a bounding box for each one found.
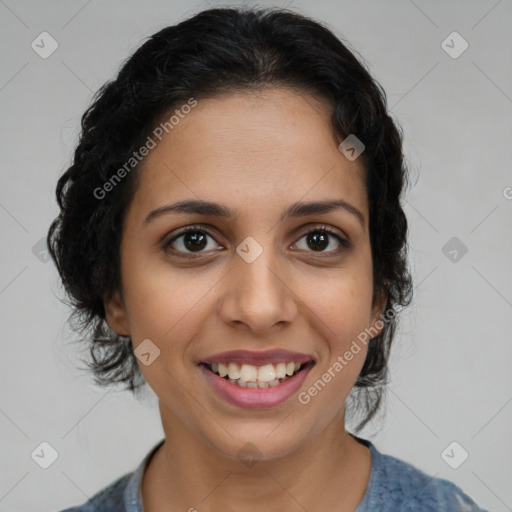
[57,472,132,512]
[57,439,164,512]
[362,442,489,512]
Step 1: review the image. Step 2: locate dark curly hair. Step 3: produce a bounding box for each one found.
[47,6,413,432]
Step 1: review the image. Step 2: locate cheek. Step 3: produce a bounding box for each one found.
[316,268,375,334]
[123,263,210,343]
[118,238,205,352]
[300,280,373,407]
[310,265,374,373]
[121,265,213,396]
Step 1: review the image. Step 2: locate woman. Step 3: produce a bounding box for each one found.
[49,7,487,511]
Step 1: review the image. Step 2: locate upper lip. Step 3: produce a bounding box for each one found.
[199,349,315,367]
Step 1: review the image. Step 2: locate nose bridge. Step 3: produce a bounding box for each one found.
[219,235,297,332]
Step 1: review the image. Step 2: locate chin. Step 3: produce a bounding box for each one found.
[204,421,312,464]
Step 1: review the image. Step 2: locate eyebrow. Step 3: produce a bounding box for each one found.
[144,198,365,227]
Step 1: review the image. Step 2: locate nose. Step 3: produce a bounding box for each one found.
[218,244,298,335]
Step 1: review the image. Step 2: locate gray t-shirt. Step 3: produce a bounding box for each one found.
[59,436,488,511]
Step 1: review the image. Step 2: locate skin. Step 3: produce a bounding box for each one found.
[105,87,386,511]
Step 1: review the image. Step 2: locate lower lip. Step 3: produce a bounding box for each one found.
[199,363,314,409]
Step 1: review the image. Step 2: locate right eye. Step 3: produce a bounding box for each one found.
[162,225,224,258]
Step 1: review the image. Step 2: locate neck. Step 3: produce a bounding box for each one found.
[142,402,371,512]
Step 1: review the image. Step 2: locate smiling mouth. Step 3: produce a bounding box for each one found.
[199,361,315,389]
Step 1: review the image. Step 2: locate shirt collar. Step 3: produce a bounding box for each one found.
[123,438,165,512]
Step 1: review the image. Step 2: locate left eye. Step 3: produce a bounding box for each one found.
[163,226,348,257]
[294,228,348,253]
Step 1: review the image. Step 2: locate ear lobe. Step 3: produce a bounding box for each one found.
[103,289,130,337]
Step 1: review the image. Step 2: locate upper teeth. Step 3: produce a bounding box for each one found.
[211,362,302,383]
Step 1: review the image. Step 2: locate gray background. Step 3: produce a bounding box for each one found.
[0,0,511,511]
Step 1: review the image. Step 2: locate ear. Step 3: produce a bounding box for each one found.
[104,289,130,337]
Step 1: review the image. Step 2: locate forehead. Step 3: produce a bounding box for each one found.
[130,88,368,221]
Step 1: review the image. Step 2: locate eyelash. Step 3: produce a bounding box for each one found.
[162,224,350,259]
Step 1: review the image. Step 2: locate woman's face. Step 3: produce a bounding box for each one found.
[105,87,384,459]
